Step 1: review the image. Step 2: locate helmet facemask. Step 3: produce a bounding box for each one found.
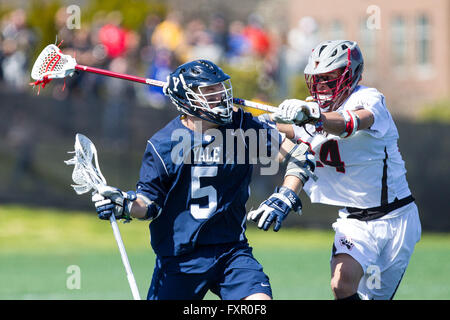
[186,80,233,124]
[305,66,352,112]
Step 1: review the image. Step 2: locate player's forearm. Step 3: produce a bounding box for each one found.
[276,123,295,139]
[282,175,304,194]
[265,112,296,140]
[130,197,149,219]
[277,136,295,162]
[320,112,346,136]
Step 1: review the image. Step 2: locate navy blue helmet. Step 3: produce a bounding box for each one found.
[164,60,233,124]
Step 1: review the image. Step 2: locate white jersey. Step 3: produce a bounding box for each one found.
[295,85,411,209]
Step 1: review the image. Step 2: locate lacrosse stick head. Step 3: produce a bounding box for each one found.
[30,44,77,88]
[65,133,107,195]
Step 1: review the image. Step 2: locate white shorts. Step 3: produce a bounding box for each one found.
[331,202,421,300]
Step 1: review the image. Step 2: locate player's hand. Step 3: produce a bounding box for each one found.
[273,99,321,125]
[92,186,137,222]
[247,186,302,232]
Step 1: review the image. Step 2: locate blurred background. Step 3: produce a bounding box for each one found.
[0,0,449,300]
[0,0,448,230]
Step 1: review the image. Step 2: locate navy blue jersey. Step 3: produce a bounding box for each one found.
[136,109,281,257]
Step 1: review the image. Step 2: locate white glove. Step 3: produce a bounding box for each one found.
[273,99,321,125]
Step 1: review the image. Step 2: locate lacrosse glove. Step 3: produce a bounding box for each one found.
[273,99,321,126]
[92,186,137,223]
[247,186,302,232]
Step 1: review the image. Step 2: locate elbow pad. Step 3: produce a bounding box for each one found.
[338,110,360,138]
[284,143,318,185]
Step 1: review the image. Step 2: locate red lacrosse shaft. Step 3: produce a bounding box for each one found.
[74,64,277,113]
[75,64,165,87]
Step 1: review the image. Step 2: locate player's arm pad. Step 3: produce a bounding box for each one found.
[284,143,317,185]
[136,193,162,221]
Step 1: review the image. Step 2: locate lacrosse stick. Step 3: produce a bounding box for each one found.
[64,133,141,300]
[30,44,278,113]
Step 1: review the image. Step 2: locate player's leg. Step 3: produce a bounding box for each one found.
[330,212,380,300]
[211,242,272,300]
[330,253,364,299]
[357,204,421,299]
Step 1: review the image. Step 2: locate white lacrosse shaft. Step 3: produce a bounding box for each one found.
[109,214,141,300]
[65,133,141,300]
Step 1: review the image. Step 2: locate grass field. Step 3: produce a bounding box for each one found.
[1,204,449,300]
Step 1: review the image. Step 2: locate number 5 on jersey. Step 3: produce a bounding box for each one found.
[190,166,218,219]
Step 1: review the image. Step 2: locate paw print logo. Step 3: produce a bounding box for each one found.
[339,237,354,250]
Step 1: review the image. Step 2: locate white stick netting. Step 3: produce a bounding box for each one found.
[65,134,107,195]
[31,44,77,81]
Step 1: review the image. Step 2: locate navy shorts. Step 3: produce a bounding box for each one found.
[147,241,272,300]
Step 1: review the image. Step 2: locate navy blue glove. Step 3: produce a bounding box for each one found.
[247,186,302,232]
[92,186,137,222]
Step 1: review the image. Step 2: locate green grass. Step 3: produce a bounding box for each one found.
[1,204,449,300]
